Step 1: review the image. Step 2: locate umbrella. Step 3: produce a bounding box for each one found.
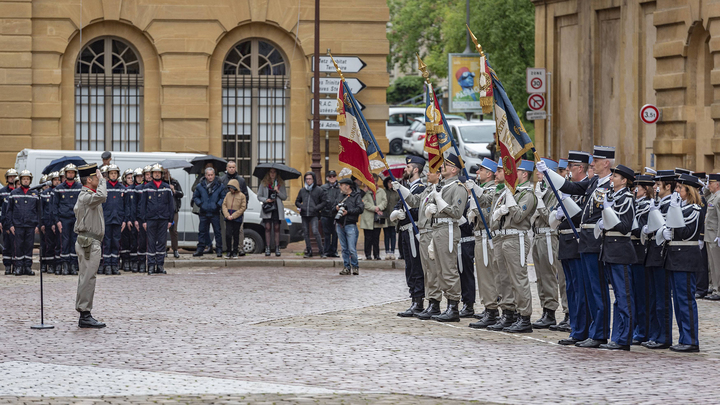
[252,162,302,181]
[184,155,227,175]
[338,167,352,178]
[159,159,192,170]
[42,156,87,174]
[369,160,387,173]
[380,163,406,180]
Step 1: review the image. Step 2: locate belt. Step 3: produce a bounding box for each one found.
[418,229,432,235]
[434,217,457,224]
[534,227,554,234]
[432,217,458,253]
[459,236,475,244]
[78,231,103,243]
[559,229,575,235]
[580,224,596,229]
[497,229,528,235]
[630,236,640,241]
[399,223,413,232]
[399,223,418,258]
[605,231,630,237]
[668,241,698,246]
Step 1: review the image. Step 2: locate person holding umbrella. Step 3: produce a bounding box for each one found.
[257,168,287,256]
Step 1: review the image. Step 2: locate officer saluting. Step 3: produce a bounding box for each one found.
[74,164,107,328]
[7,170,40,276]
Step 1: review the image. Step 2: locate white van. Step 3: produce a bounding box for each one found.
[386,107,425,155]
[13,149,303,253]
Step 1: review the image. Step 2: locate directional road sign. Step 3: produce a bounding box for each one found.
[526,68,546,93]
[310,120,340,131]
[640,104,659,124]
[312,78,366,94]
[312,56,366,73]
[312,99,364,115]
[527,94,546,111]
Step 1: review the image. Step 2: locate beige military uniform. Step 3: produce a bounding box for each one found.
[495,182,536,317]
[705,189,720,290]
[74,177,107,313]
[530,181,568,314]
[405,181,441,302]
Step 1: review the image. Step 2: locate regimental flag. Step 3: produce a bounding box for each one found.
[423,85,443,173]
[487,60,534,193]
[430,87,453,161]
[478,52,494,114]
[336,82,376,194]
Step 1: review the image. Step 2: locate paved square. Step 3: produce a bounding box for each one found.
[1,265,719,404]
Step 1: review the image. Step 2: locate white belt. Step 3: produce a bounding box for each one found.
[399,223,413,232]
[434,218,456,224]
[580,224,596,229]
[459,236,475,244]
[400,223,417,258]
[559,229,575,235]
[474,230,491,266]
[498,229,527,266]
[668,241,698,246]
[497,229,527,235]
[535,227,555,234]
[605,231,630,237]
[630,236,640,241]
[434,217,457,253]
[418,228,432,235]
[536,227,555,265]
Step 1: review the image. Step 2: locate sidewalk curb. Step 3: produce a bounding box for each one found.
[27,258,405,270]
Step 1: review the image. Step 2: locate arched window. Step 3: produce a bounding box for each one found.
[222,39,288,186]
[75,37,143,151]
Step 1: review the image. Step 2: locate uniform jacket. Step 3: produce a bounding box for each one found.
[332,188,364,225]
[360,187,387,230]
[74,177,107,241]
[470,180,499,232]
[141,180,175,222]
[645,195,671,267]
[123,182,136,223]
[600,187,637,265]
[320,181,341,218]
[459,197,474,238]
[103,180,125,225]
[52,180,82,221]
[532,181,558,232]
[257,181,287,220]
[222,179,247,223]
[560,174,612,253]
[497,182,537,232]
[40,187,55,227]
[7,186,41,228]
[0,185,14,229]
[631,196,651,265]
[556,177,587,261]
[295,173,326,217]
[193,177,226,217]
[404,181,438,229]
[664,202,703,272]
[395,178,425,228]
[133,183,145,223]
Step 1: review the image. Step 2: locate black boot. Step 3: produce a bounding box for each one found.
[139,262,146,273]
[532,308,556,329]
[397,297,424,317]
[4,264,10,275]
[487,310,517,331]
[61,262,69,276]
[102,265,111,275]
[173,250,180,259]
[157,265,166,274]
[123,260,130,272]
[54,264,62,275]
[469,308,499,329]
[25,265,35,276]
[111,265,120,275]
[41,264,47,273]
[14,264,22,276]
[275,247,281,257]
[147,264,155,275]
[433,300,461,322]
[78,311,106,328]
[504,314,533,333]
[415,299,441,320]
[265,246,271,256]
[193,247,204,257]
[131,261,139,273]
[549,313,571,332]
[458,302,475,318]
[217,250,223,258]
[70,263,78,275]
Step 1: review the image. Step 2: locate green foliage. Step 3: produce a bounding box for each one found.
[388,0,536,117]
[387,75,427,105]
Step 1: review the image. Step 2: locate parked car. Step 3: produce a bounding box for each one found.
[402,115,468,156]
[386,107,425,155]
[13,149,303,253]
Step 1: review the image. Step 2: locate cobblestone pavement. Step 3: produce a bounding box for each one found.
[1,265,720,404]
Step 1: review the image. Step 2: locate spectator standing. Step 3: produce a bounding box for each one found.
[360,174,387,261]
[295,171,326,258]
[222,179,247,258]
[101,151,112,167]
[164,169,184,258]
[320,170,340,257]
[220,161,248,256]
[257,168,287,257]
[192,167,226,258]
[333,178,364,275]
[382,177,399,260]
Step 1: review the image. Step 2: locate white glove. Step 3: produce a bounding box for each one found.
[536,160,548,173]
[649,198,659,211]
[391,181,401,190]
[464,179,476,192]
[467,208,478,224]
[602,193,613,209]
[597,219,604,230]
[504,190,518,208]
[642,225,649,235]
[389,209,405,222]
[558,191,568,201]
[715,237,720,248]
[425,203,438,218]
[670,192,682,208]
[556,209,566,220]
[699,240,704,250]
[428,239,435,260]
[662,227,672,241]
[492,205,509,221]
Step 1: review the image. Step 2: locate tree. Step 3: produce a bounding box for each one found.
[388,0,535,117]
[387,76,427,105]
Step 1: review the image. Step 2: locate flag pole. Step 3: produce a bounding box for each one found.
[417,55,494,245]
[466,25,580,240]
[330,54,421,239]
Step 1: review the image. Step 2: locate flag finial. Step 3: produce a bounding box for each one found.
[466,25,485,57]
[329,53,345,81]
[416,54,430,83]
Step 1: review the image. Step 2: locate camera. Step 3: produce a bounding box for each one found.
[335,203,346,220]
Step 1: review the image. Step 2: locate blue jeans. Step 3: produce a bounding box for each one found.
[336,223,359,268]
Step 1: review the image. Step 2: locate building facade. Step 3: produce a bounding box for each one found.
[533,0,720,172]
[0,0,389,195]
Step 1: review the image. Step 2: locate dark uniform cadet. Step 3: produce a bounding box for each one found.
[556,146,615,348]
[549,151,591,344]
[120,168,136,271]
[1,168,18,275]
[595,165,637,350]
[640,170,674,349]
[37,174,48,272]
[457,194,476,318]
[688,170,710,298]
[7,170,40,276]
[391,155,426,317]
[101,165,125,275]
[39,173,58,274]
[629,174,653,344]
[140,164,175,275]
[134,165,152,273]
[130,168,144,272]
[704,173,720,300]
[657,174,703,352]
[53,164,82,275]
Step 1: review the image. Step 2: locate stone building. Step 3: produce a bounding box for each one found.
[532,0,719,172]
[0,0,389,195]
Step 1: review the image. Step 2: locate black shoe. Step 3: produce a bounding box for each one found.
[641,340,671,349]
[397,297,424,317]
[550,313,571,332]
[41,264,47,273]
[193,248,204,257]
[54,264,62,275]
[78,311,106,328]
[70,263,78,275]
[669,344,700,353]
[704,293,720,301]
[458,303,475,318]
[599,341,630,351]
[205,246,213,254]
[469,308,499,329]
[433,300,461,322]
[321,254,327,259]
[695,292,706,299]
[238,251,246,257]
[265,246,271,256]
[558,337,581,346]
[61,262,69,276]
[504,315,533,333]
[303,252,313,258]
[415,300,441,320]
[173,250,180,259]
[351,266,359,275]
[122,260,130,272]
[217,251,223,258]
[275,247,281,257]
[25,265,35,276]
[102,265,111,275]
[532,308,556,329]
[131,261,139,273]
[13,265,22,276]
[111,266,120,275]
[487,310,516,331]
[575,338,607,348]
[139,263,146,273]
[231,252,238,258]
[4,265,11,275]
[149,265,157,275]
[157,265,166,274]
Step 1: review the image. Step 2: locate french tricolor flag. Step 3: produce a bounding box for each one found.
[336,82,376,194]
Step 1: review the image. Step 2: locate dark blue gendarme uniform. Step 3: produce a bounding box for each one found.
[102,168,125,275]
[53,167,82,274]
[630,187,651,344]
[7,173,41,276]
[458,196,476,313]
[140,165,175,274]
